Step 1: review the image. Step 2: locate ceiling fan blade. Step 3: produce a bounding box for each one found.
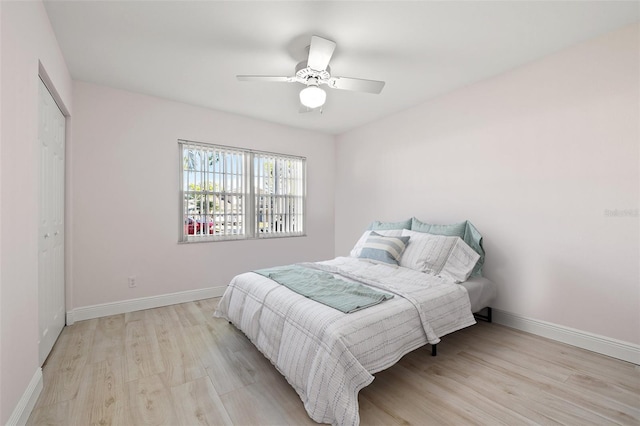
[307,36,336,71]
[237,75,295,83]
[328,77,385,94]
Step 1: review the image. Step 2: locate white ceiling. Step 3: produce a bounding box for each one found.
[44,1,639,135]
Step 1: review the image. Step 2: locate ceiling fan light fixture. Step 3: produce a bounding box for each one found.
[299,85,326,109]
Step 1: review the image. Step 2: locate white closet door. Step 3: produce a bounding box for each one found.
[38,78,66,365]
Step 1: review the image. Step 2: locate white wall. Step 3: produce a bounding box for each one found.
[335,24,639,345]
[69,82,335,309]
[0,1,73,423]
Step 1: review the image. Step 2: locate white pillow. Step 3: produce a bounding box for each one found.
[400,229,480,283]
[350,229,403,257]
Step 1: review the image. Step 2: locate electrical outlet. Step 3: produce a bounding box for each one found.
[128,276,137,288]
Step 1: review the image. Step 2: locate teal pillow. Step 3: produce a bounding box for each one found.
[463,221,485,277]
[411,217,485,277]
[359,232,410,265]
[411,217,465,237]
[367,218,412,231]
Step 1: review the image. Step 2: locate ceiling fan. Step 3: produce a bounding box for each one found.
[237,35,385,111]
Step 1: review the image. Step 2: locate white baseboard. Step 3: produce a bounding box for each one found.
[493,309,640,365]
[6,368,43,426]
[66,286,226,324]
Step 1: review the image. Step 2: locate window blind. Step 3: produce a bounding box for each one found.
[179,140,305,242]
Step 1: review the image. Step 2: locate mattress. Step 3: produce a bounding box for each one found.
[460,275,497,313]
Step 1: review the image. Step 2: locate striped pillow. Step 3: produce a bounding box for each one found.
[359,232,410,265]
[400,229,480,282]
[350,229,404,258]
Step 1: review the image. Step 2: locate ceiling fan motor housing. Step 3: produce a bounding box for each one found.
[295,61,331,84]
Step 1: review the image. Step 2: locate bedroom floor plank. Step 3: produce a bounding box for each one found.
[88,314,125,364]
[477,321,640,389]
[421,364,536,426]
[173,300,209,327]
[362,363,498,426]
[358,394,410,426]
[69,356,127,426]
[26,400,71,426]
[457,348,640,423]
[123,339,165,383]
[155,324,206,387]
[170,376,234,426]
[565,372,640,410]
[124,318,153,343]
[186,324,261,395]
[433,351,604,425]
[27,298,640,426]
[126,374,179,425]
[219,376,317,425]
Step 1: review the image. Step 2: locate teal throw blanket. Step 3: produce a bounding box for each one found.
[254,265,393,313]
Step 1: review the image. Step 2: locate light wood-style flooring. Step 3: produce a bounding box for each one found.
[28,298,640,425]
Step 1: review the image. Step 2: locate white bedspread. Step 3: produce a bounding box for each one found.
[214,257,476,426]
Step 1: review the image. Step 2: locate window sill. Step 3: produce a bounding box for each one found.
[178,233,307,244]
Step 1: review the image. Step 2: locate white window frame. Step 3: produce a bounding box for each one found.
[179,140,306,243]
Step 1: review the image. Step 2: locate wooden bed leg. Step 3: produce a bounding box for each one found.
[431,344,437,357]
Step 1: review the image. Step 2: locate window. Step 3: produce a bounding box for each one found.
[179,140,306,242]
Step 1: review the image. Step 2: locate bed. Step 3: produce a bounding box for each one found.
[214,220,494,425]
